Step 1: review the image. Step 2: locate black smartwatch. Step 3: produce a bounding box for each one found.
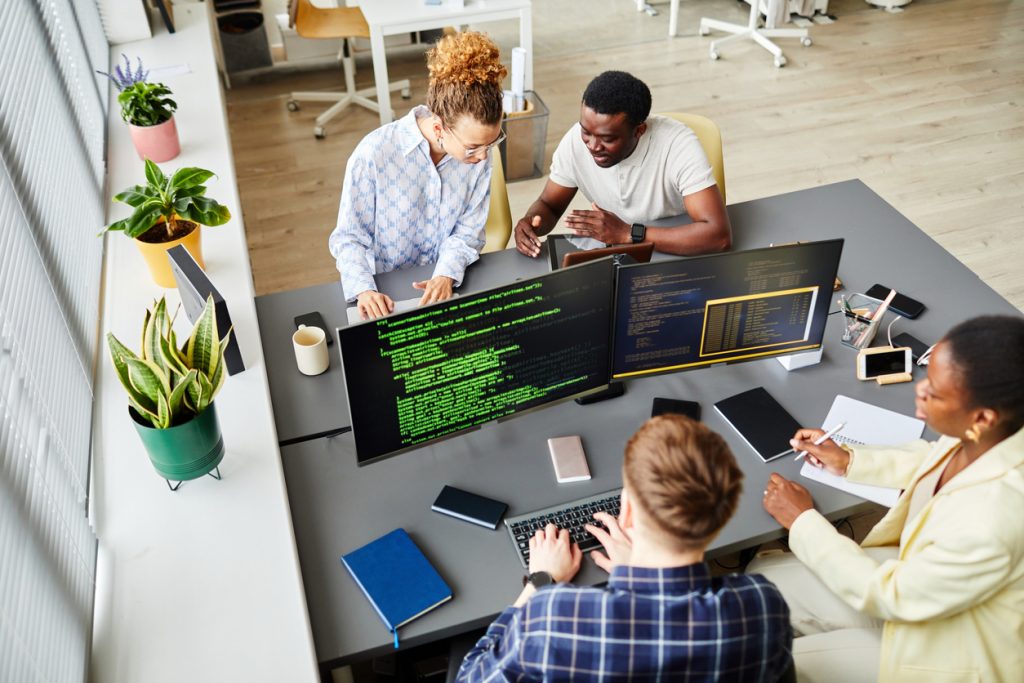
[525,571,554,589]
[630,223,647,244]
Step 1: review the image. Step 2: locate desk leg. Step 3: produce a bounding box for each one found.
[669,0,679,37]
[370,29,393,126]
[520,6,533,92]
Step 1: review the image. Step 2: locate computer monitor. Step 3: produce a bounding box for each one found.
[339,258,617,465]
[167,245,245,375]
[611,239,843,379]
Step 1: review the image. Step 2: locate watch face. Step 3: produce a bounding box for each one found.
[528,571,553,588]
[631,223,645,243]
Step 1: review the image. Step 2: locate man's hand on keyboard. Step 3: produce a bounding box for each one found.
[528,524,582,582]
[586,512,633,573]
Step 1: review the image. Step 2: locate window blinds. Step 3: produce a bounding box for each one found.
[0,0,107,681]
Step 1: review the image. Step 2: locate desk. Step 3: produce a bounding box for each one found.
[360,0,533,125]
[273,179,1019,671]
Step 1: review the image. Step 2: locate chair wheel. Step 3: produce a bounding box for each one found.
[401,88,411,99]
[774,55,787,67]
[801,37,812,47]
[314,126,326,139]
[287,100,299,112]
[709,49,719,61]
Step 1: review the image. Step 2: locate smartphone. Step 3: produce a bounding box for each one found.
[892,332,930,362]
[431,485,508,530]
[864,284,926,319]
[857,346,912,380]
[651,397,701,421]
[547,435,591,483]
[294,311,333,345]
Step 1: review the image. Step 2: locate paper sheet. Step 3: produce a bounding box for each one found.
[799,395,924,507]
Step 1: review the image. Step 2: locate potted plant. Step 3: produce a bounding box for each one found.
[104,158,231,287]
[107,295,231,489]
[99,54,180,162]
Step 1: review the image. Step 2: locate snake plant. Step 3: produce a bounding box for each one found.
[107,295,231,429]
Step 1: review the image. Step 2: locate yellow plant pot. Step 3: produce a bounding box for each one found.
[135,223,204,288]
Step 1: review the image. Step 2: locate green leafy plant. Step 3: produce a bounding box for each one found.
[107,296,232,429]
[104,159,231,240]
[117,80,177,127]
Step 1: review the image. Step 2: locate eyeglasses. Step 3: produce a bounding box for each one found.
[444,126,506,158]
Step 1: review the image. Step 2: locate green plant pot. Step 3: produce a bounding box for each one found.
[130,403,225,482]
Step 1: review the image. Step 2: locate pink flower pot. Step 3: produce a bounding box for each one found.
[128,117,180,162]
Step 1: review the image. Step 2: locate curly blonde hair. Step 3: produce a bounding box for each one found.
[426,31,507,126]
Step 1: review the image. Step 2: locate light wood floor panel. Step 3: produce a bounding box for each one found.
[226,0,1024,312]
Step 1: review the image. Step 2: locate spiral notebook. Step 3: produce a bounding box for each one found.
[799,395,925,507]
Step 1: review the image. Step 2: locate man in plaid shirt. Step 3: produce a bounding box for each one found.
[456,416,793,682]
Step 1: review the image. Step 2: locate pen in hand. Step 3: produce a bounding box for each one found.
[795,422,846,462]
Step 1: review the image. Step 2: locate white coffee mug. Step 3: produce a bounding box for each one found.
[292,324,329,376]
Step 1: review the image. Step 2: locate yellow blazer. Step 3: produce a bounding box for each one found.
[789,426,1024,683]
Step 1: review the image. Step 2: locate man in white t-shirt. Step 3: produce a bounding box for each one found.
[514,71,731,257]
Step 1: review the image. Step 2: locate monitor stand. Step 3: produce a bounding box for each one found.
[575,381,625,405]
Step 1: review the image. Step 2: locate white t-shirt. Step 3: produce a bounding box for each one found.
[548,115,717,225]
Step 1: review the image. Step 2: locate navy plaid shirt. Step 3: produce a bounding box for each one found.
[455,563,792,682]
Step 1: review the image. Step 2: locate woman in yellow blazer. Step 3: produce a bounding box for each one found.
[755,315,1024,683]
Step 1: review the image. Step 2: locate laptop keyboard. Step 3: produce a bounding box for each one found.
[505,489,622,568]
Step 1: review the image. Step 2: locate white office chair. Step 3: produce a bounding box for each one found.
[698,0,811,68]
[285,0,411,138]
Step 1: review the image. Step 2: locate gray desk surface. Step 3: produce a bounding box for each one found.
[277,180,1019,668]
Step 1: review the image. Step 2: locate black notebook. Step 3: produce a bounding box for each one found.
[714,387,801,462]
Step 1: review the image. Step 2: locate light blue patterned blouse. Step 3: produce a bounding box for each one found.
[328,106,492,301]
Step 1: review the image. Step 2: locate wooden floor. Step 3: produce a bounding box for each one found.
[226,0,1024,310]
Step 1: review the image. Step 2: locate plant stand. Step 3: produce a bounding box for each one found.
[166,466,222,492]
[699,0,812,68]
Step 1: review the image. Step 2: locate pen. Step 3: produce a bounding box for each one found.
[795,422,846,462]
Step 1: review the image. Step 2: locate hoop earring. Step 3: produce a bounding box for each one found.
[965,426,981,443]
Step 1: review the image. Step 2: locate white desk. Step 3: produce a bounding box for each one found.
[359,0,533,125]
[91,4,318,682]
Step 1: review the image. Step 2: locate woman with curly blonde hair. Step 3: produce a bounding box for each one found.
[329,32,508,320]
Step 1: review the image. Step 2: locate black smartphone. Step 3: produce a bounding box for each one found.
[651,397,701,421]
[892,332,930,362]
[864,284,926,319]
[294,311,333,345]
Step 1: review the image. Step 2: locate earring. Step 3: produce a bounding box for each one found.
[965,426,981,443]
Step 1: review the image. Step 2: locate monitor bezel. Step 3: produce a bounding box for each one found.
[609,238,844,381]
[338,257,618,467]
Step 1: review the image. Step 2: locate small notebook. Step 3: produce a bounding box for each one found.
[340,528,452,647]
[799,395,925,507]
[714,387,801,462]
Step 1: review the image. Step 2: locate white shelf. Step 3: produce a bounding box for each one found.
[90,4,319,682]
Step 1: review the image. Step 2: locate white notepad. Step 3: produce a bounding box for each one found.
[345,296,421,325]
[799,395,925,507]
[345,294,461,325]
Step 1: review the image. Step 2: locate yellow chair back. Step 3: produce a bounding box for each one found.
[658,112,726,203]
[483,148,513,252]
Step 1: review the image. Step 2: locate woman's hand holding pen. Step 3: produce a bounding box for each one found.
[790,428,851,476]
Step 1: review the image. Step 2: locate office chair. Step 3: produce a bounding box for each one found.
[658,112,726,203]
[483,148,514,252]
[698,0,811,68]
[285,0,411,138]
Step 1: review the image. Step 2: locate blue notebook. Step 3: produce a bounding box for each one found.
[341,528,452,647]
